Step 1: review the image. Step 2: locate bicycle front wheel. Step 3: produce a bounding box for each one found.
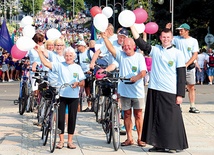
[111,103,120,151]
[50,105,58,153]
[42,104,51,146]
[19,83,28,115]
[103,100,112,144]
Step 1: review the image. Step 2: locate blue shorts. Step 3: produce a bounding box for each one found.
[207,67,214,76]
[65,104,68,114]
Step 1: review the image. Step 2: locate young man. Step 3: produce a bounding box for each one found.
[130,25,188,153]
[75,40,94,112]
[166,23,200,113]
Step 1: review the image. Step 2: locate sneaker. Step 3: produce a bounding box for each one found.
[120,126,126,135]
[208,82,212,85]
[9,79,14,82]
[132,125,137,131]
[2,80,5,83]
[120,125,126,131]
[189,107,200,113]
[82,107,92,112]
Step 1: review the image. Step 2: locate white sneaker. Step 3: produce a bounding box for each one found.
[2,80,5,83]
[208,82,212,85]
[9,79,14,82]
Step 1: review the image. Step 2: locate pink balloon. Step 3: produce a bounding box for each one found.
[145,22,159,34]
[90,6,102,17]
[11,45,27,60]
[133,8,148,23]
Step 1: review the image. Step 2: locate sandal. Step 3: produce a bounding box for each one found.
[137,139,146,147]
[56,141,64,149]
[121,139,134,146]
[67,142,76,149]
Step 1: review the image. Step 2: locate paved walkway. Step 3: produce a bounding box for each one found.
[0,82,214,155]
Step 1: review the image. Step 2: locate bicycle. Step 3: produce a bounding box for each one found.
[17,65,31,115]
[39,82,58,153]
[92,69,122,151]
[32,71,49,126]
[41,82,74,153]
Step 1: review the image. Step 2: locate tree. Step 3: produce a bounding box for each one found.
[55,0,85,18]
[20,0,43,16]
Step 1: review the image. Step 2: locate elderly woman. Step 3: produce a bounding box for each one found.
[36,45,85,149]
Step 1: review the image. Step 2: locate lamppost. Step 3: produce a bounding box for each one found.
[148,0,152,43]
[170,0,174,33]
[9,5,12,23]
[32,0,34,16]
[147,0,165,43]
[0,5,3,24]
[115,2,124,11]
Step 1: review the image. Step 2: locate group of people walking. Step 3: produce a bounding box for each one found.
[2,12,209,153]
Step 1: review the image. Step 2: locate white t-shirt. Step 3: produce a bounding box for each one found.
[172,36,199,63]
[197,52,207,68]
[51,62,86,98]
[77,49,94,73]
[48,51,65,86]
[149,45,185,94]
[115,51,147,98]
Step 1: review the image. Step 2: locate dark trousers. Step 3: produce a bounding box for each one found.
[58,97,79,134]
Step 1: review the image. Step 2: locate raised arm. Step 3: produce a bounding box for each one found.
[90,49,101,69]
[101,32,116,58]
[130,25,152,55]
[35,45,52,69]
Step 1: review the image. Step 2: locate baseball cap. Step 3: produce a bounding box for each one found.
[118,28,128,37]
[176,23,190,30]
[75,40,86,46]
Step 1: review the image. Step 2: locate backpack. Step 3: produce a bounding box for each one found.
[209,54,214,67]
[76,49,92,65]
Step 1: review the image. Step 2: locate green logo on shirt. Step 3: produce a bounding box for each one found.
[168,61,174,67]
[132,66,137,72]
[187,47,191,52]
[85,58,90,63]
[73,73,78,78]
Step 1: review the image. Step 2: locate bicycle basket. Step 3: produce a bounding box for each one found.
[42,89,53,100]
[38,82,48,92]
[96,80,111,96]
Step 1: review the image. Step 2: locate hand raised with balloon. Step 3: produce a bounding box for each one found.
[100,32,108,40]
[34,44,45,54]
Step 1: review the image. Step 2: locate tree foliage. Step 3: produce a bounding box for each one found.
[20,0,43,15]
[16,0,214,46]
[124,0,214,46]
[55,0,85,17]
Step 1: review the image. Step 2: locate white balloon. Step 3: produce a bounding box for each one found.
[134,23,145,34]
[22,25,36,38]
[46,28,61,40]
[93,14,108,32]
[118,10,136,28]
[20,16,33,28]
[102,6,113,18]
[16,36,36,51]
